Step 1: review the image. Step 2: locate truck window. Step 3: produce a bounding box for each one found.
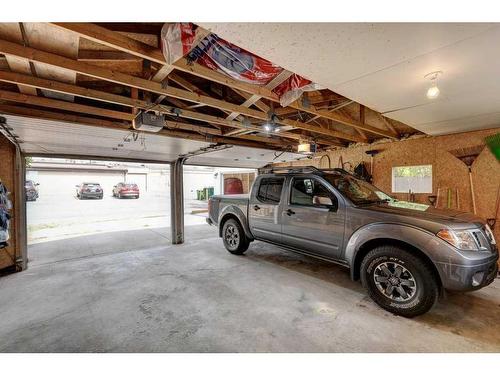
[290,177,336,207]
[256,177,284,204]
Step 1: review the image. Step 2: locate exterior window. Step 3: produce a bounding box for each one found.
[392,165,432,193]
[256,178,284,204]
[290,178,336,207]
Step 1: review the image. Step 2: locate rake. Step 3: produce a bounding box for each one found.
[448,145,484,214]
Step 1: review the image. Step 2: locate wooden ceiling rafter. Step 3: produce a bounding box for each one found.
[50,23,399,140]
[0,38,363,143]
[0,89,135,121]
[0,70,307,146]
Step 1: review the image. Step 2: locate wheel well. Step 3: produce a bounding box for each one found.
[352,238,442,288]
[218,213,240,237]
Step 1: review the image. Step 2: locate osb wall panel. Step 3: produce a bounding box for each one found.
[277,128,500,241]
[0,133,16,270]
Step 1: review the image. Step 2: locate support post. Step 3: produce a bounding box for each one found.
[170,157,186,244]
[15,150,27,270]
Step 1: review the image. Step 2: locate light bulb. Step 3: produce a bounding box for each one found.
[424,71,442,99]
[262,124,271,132]
[426,84,440,99]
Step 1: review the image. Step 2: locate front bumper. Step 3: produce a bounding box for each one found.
[435,250,498,291]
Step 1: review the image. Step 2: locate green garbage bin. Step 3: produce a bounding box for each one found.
[206,187,214,199]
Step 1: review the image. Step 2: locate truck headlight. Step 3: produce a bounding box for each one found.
[437,229,479,251]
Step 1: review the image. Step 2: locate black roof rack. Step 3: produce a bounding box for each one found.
[258,165,351,176]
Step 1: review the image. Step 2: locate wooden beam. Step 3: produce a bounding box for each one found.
[225,70,293,121]
[150,65,174,83]
[165,120,221,136]
[0,70,143,108]
[232,89,270,113]
[305,100,353,123]
[0,40,362,143]
[377,113,399,137]
[78,50,141,61]
[50,23,397,139]
[0,103,130,129]
[289,100,397,139]
[52,22,279,101]
[0,103,284,150]
[0,89,135,121]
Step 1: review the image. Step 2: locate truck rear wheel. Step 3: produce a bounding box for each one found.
[360,245,439,317]
[222,218,249,255]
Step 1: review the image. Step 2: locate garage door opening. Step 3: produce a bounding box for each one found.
[26,157,256,265]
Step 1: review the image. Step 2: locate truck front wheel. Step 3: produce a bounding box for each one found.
[360,245,439,317]
[222,218,249,255]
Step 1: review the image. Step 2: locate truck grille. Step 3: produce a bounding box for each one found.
[472,227,494,252]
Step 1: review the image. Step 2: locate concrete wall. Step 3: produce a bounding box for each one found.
[275,127,500,240]
[0,133,17,271]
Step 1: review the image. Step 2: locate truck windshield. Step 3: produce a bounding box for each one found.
[323,173,392,205]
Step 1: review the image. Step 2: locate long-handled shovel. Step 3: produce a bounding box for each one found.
[448,145,484,214]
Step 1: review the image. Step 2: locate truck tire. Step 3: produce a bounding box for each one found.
[360,245,439,318]
[222,218,249,255]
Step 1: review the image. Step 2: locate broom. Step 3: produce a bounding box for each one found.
[448,145,484,214]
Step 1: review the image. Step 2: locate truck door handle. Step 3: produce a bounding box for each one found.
[253,205,260,211]
[286,209,295,216]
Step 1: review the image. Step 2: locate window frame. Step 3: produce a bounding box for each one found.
[391,164,433,194]
[288,176,338,209]
[256,177,285,205]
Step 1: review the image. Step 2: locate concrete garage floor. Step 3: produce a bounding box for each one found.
[0,224,499,352]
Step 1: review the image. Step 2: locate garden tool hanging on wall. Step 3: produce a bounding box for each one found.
[448,145,484,214]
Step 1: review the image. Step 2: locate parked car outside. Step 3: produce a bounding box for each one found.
[76,182,103,199]
[25,180,39,201]
[112,182,139,199]
[207,166,498,317]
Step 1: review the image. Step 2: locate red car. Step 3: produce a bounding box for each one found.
[112,182,139,199]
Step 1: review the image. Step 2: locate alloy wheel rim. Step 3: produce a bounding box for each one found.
[373,261,417,302]
[225,225,239,248]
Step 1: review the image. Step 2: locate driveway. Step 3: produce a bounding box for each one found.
[27,192,208,244]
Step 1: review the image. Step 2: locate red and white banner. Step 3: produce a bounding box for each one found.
[161,23,320,107]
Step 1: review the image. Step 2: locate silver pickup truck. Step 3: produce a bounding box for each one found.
[207,167,498,317]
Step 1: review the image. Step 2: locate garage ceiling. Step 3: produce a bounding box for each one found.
[2,114,303,167]
[200,23,500,135]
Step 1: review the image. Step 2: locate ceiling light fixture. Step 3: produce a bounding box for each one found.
[424,71,442,99]
[262,112,279,133]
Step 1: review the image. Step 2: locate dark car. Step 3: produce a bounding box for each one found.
[112,182,139,199]
[76,182,103,199]
[25,180,39,201]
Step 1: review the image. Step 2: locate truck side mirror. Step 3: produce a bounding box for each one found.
[313,196,338,212]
